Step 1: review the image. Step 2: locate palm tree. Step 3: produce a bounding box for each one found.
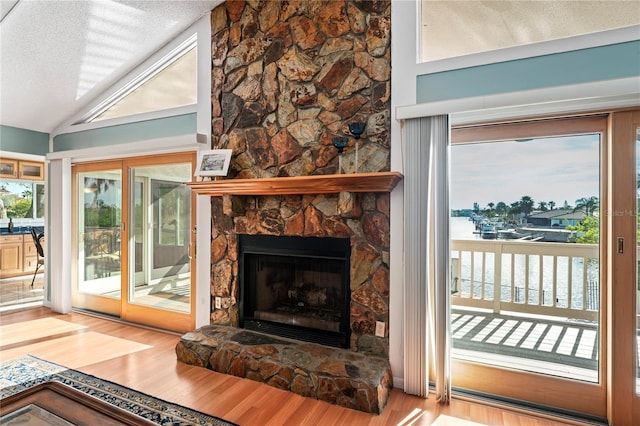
[574,196,599,216]
[509,201,522,219]
[484,202,495,217]
[548,201,556,210]
[537,201,548,211]
[495,201,507,216]
[519,195,535,216]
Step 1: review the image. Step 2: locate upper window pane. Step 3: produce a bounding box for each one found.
[90,46,197,122]
[420,0,640,63]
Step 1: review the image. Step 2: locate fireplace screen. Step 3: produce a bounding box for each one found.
[239,235,350,348]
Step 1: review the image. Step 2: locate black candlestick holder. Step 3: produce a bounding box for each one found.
[332,137,348,154]
[348,122,366,139]
[332,137,349,173]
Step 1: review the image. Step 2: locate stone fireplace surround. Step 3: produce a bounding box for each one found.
[186,173,403,346]
[177,0,395,414]
[202,0,393,356]
[205,182,395,358]
[180,174,400,413]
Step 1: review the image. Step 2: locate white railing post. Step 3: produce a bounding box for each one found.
[493,243,502,314]
[451,239,598,321]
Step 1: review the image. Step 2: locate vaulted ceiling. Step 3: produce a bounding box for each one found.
[1,1,638,137]
[0,0,222,134]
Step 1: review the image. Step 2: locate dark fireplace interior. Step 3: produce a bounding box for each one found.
[239,234,351,348]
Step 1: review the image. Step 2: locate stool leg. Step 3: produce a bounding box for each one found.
[31,264,40,287]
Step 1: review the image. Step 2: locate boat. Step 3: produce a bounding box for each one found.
[481,224,497,239]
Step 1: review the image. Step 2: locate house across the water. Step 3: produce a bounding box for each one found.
[525,209,586,228]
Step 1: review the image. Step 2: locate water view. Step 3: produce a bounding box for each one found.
[451,216,599,311]
[448,128,603,385]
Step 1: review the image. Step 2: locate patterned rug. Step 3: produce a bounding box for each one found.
[0,355,236,426]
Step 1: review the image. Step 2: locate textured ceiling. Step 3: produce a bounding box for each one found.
[1,1,638,136]
[0,0,222,134]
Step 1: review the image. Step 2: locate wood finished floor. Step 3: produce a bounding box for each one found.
[0,307,591,426]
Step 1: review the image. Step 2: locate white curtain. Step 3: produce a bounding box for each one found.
[402,115,451,401]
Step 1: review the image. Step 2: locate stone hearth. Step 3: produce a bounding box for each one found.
[176,325,392,414]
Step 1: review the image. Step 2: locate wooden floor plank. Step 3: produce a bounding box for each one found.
[0,317,87,346]
[0,307,591,425]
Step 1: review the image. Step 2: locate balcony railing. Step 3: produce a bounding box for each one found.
[451,240,599,321]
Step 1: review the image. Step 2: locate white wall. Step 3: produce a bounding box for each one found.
[389,0,422,389]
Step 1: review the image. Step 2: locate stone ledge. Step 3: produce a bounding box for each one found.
[175,325,393,414]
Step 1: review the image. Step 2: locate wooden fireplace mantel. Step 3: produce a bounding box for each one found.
[186,171,403,196]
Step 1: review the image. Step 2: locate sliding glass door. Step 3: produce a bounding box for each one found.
[73,161,123,316]
[447,111,640,423]
[72,153,196,332]
[124,159,194,328]
[609,110,640,424]
[449,116,607,416]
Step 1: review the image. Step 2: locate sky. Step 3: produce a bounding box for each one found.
[1,181,35,198]
[450,134,601,211]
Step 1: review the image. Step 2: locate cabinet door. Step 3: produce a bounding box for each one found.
[0,235,24,276]
[24,240,38,256]
[24,255,39,271]
[24,239,39,272]
[0,159,18,178]
[19,161,44,180]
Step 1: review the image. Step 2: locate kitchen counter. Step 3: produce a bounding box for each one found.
[0,227,44,236]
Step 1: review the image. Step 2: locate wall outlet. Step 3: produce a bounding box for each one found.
[215,297,221,309]
[375,321,385,337]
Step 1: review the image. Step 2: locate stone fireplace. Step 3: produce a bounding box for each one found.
[239,234,351,348]
[178,184,397,414]
[177,0,395,413]
[205,0,391,355]
[209,190,391,357]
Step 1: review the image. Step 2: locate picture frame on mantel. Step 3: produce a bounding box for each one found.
[195,149,232,178]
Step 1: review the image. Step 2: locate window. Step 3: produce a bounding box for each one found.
[0,180,45,220]
[77,36,197,123]
[420,0,640,64]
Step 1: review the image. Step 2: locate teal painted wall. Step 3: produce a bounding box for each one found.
[0,125,49,155]
[53,113,197,151]
[417,41,640,103]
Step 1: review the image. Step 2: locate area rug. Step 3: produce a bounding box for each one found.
[0,355,237,426]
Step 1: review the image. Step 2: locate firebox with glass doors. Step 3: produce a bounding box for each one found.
[239,234,351,348]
